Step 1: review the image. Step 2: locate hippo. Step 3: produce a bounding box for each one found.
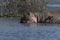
[44,16,55,23]
[20,12,37,23]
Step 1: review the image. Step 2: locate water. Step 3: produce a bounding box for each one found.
[0,18,60,40]
[48,4,60,10]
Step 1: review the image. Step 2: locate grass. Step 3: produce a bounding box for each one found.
[0,13,24,19]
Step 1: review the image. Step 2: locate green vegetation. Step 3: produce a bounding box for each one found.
[0,0,47,19]
[0,13,24,19]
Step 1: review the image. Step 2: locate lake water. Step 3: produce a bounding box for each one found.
[0,18,60,40]
[48,4,60,10]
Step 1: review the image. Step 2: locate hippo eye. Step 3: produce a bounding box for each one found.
[27,12,30,15]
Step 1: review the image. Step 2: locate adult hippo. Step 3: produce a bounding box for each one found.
[20,12,37,23]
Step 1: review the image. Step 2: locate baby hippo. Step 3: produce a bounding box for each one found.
[44,16,55,23]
